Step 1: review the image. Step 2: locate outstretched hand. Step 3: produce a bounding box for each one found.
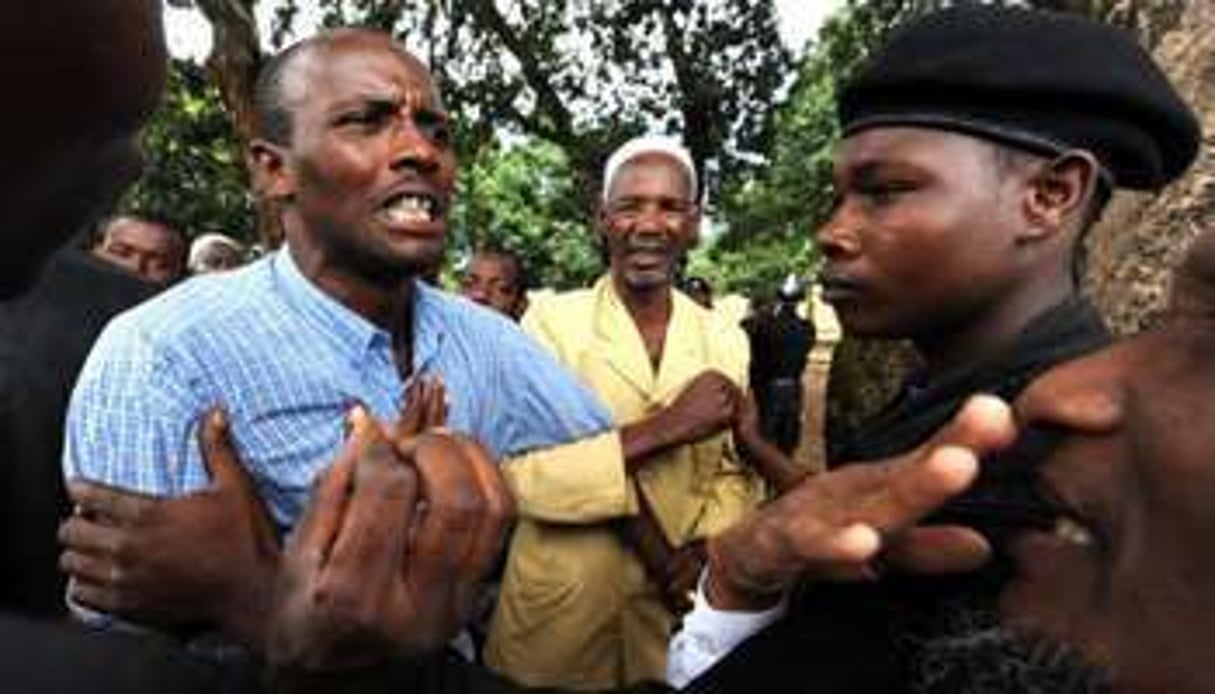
[705,395,1017,610]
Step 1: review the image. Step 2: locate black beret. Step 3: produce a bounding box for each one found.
[838,5,1201,190]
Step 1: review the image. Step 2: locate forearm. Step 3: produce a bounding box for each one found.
[733,430,808,494]
[501,432,635,523]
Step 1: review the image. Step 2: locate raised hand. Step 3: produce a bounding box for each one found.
[705,395,1016,610]
[268,406,514,670]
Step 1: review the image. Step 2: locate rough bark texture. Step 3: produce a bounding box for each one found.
[1085,0,1215,335]
[824,0,1214,441]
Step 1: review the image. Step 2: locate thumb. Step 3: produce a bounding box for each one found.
[199,407,254,491]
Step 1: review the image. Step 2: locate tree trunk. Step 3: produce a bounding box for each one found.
[196,0,281,248]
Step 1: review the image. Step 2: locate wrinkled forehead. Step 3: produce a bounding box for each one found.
[283,33,443,111]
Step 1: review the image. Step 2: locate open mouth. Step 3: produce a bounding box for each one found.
[380,191,443,226]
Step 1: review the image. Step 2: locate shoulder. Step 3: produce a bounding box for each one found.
[91,260,276,362]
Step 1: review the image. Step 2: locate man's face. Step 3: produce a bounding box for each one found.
[460,253,523,319]
[0,0,166,297]
[598,153,699,294]
[262,33,456,287]
[1004,230,1215,691]
[94,218,184,284]
[817,128,1029,341]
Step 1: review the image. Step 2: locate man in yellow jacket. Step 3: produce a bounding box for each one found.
[485,136,766,689]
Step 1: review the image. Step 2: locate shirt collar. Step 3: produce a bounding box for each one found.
[271,246,445,372]
[271,246,387,356]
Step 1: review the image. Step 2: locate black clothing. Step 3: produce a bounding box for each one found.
[691,298,1111,693]
[744,307,814,454]
[0,249,155,615]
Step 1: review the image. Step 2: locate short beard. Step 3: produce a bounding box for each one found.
[895,591,1112,693]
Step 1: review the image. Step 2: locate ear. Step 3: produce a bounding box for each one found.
[1020,151,1100,243]
[247,139,295,201]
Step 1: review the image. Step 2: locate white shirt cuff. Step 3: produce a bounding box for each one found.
[665,571,787,689]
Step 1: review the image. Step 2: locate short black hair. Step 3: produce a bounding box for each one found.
[252,39,314,146]
[471,246,530,295]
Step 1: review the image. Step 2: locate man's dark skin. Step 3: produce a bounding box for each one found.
[1002,224,1215,692]
[459,249,528,320]
[92,215,187,285]
[58,43,800,642]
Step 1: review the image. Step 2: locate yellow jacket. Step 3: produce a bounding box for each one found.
[485,276,764,689]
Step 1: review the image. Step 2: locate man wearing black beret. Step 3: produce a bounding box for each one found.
[669,5,1201,693]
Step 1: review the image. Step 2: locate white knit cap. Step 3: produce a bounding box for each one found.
[188,233,244,270]
[601,135,698,203]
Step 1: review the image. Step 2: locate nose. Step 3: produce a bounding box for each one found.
[1015,352,1125,437]
[816,202,861,260]
[389,116,440,174]
[464,284,489,305]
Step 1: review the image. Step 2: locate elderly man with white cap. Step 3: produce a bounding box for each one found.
[483,135,777,689]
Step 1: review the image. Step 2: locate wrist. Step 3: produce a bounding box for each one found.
[704,537,785,612]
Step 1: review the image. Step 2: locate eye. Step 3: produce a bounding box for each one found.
[415,110,452,148]
[858,179,918,206]
[335,101,396,131]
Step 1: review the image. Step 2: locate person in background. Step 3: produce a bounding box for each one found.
[188,233,247,275]
[459,247,529,320]
[92,214,187,285]
[745,276,814,455]
[485,135,799,689]
[669,6,1200,691]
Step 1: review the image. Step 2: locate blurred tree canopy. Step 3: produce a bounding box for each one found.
[151,1,1120,289]
[158,0,794,287]
[120,59,256,242]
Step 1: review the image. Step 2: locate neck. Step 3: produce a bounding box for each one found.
[915,275,1075,377]
[613,273,673,331]
[286,241,415,333]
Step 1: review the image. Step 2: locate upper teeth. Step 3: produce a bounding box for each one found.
[384,194,436,224]
[1053,517,1094,547]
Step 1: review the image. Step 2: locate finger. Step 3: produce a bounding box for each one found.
[68,579,124,614]
[59,548,118,586]
[405,435,490,629]
[65,478,156,524]
[423,378,447,428]
[449,435,514,577]
[397,378,426,438]
[926,394,1017,455]
[326,430,419,584]
[883,526,991,575]
[287,406,366,569]
[197,407,254,492]
[863,445,981,537]
[57,515,124,556]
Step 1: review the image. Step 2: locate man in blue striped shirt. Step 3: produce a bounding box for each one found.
[60,29,616,641]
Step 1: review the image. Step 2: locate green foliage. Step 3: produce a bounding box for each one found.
[711,0,928,295]
[122,60,256,242]
[271,0,791,207]
[452,138,601,290]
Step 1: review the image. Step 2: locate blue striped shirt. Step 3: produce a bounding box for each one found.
[64,249,613,526]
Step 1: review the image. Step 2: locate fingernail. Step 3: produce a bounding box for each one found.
[210,408,227,430]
